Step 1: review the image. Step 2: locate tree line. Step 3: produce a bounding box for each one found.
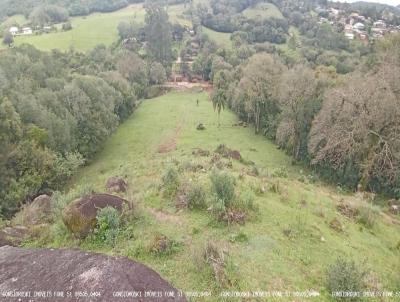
[0,0,176,218]
[209,33,400,198]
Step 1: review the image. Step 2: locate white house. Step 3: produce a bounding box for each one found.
[353,22,365,30]
[344,31,354,40]
[21,27,33,35]
[9,26,19,35]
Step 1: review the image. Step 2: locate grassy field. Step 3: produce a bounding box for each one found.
[6,3,189,52]
[24,90,400,301]
[202,26,232,48]
[242,2,284,20]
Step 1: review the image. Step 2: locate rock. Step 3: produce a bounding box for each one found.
[106,177,128,193]
[16,194,53,226]
[196,123,206,130]
[0,226,29,247]
[62,194,127,238]
[0,246,187,302]
[389,205,399,215]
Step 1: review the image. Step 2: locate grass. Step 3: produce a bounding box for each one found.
[202,26,232,48]
[242,2,284,20]
[24,90,400,300]
[6,3,189,52]
[0,14,27,30]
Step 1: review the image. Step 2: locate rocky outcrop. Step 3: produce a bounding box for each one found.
[106,177,128,193]
[62,194,127,238]
[0,246,186,301]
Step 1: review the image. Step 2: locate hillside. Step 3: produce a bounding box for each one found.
[2,3,189,52]
[21,90,400,300]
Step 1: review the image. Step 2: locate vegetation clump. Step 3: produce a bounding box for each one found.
[94,206,120,247]
[326,257,366,302]
[186,183,207,210]
[357,205,378,229]
[162,167,180,197]
[149,234,182,256]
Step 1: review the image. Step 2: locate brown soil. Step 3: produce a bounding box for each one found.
[0,246,187,302]
[158,122,184,154]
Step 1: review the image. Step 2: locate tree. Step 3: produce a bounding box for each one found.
[117,21,134,39]
[212,70,230,127]
[308,71,400,192]
[3,32,13,47]
[144,1,172,66]
[276,65,320,160]
[148,62,167,85]
[237,53,284,135]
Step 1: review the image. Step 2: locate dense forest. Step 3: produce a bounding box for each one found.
[205,32,400,198]
[0,2,174,217]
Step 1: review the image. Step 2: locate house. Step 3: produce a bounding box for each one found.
[373,20,386,28]
[9,27,19,35]
[344,32,354,40]
[353,22,365,30]
[21,27,33,35]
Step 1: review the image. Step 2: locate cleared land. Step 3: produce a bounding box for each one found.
[242,2,284,20]
[201,26,232,48]
[7,4,189,52]
[25,90,400,300]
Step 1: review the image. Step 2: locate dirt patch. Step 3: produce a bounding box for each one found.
[337,202,359,219]
[158,123,184,154]
[0,246,186,302]
[148,208,183,226]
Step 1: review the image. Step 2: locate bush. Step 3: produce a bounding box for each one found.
[162,167,180,196]
[149,234,182,256]
[210,169,235,207]
[186,183,207,210]
[326,257,366,301]
[94,207,120,246]
[234,190,258,213]
[357,205,378,229]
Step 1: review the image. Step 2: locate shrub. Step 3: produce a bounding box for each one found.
[186,183,207,210]
[326,257,366,302]
[273,167,288,178]
[234,190,258,213]
[229,232,249,243]
[162,167,180,196]
[203,240,228,286]
[210,169,235,207]
[357,205,379,229]
[149,234,182,256]
[94,207,120,246]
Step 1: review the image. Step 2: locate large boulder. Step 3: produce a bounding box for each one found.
[62,194,127,238]
[106,177,128,193]
[0,246,187,302]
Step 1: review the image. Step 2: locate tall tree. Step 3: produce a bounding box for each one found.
[212,70,231,127]
[144,1,172,66]
[3,32,13,47]
[238,54,284,135]
[276,65,320,160]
